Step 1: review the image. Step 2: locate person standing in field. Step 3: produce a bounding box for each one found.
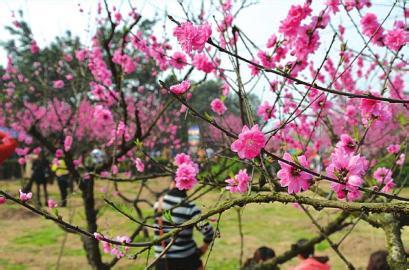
[51,158,69,207]
[31,153,51,206]
[154,180,215,270]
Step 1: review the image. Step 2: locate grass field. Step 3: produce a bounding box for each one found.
[0,178,408,270]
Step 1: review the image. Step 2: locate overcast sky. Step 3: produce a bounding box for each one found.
[0,0,304,64]
[0,0,404,101]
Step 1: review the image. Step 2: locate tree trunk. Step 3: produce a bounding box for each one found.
[80,177,110,270]
[382,214,408,270]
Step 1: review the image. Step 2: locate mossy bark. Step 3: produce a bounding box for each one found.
[381,214,408,270]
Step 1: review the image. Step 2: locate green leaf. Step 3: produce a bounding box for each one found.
[353,126,360,141]
[204,112,213,122]
[163,210,173,224]
[290,154,301,166]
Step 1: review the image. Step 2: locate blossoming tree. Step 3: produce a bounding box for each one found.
[0,0,408,269]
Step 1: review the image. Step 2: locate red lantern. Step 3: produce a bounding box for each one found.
[0,131,17,165]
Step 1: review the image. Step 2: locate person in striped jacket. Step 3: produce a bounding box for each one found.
[154,180,214,270]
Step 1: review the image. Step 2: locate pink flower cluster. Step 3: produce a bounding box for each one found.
[53,80,65,89]
[64,135,73,151]
[193,54,215,73]
[19,189,32,202]
[279,4,312,38]
[373,167,395,193]
[210,98,227,116]
[384,28,407,51]
[257,101,275,121]
[174,153,199,190]
[387,144,400,154]
[277,153,312,194]
[231,125,265,159]
[134,158,145,172]
[360,98,391,126]
[95,233,131,259]
[326,145,368,201]
[173,22,212,53]
[112,49,136,74]
[335,134,357,154]
[30,41,40,54]
[225,169,250,193]
[360,13,384,45]
[47,199,58,209]
[170,52,187,70]
[170,80,191,95]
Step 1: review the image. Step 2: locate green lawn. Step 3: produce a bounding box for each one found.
[0,179,408,270]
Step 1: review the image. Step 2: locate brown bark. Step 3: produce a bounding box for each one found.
[80,177,110,270]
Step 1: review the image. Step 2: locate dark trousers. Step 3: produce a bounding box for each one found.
[156,253,202,270]
[35,182,48,206]
[57,175,69,207]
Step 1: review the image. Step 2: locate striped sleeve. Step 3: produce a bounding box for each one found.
[190,205,215,244]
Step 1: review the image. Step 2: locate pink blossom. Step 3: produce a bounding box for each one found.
[231,125,265,159]
[311,95,332,113]
[173,22,212,53]
[266,34,277,48]
[170,80,191,95]
[397,154,405,166]
[373,167,395,193]
[174,153,192,166]
[64,54,73,62]
[94,232,104,241]
[360,13,384,46]
[257,51,275,69]
[18,158,26,165]
[387,144,400,154]
[175,162,198,190]
[326,149,368,201]
[19,190,32,202]
[279,4,312,38]
[225,169,250,193]
[326,0,340,14]
[114,12,122,24]
[210,98,227,116]
[193,54,215,73]
[335,134,356,154]
[53,80,65,89]
[55,149,63,158]
[170,52,187,69]
[64,136,73,151]
[47,199,58,209]
[75,49,87,61]
[277,153,312,194]
[384,28,407,51]
[221,82,229,96]
[257,101,275,121]
[0,196,6,204]
[102,241,111,254]
[30,41,40,54]
[249,60,261,76]
[111,165,119,175]
[360,98,391,124]
[134,158,145,172]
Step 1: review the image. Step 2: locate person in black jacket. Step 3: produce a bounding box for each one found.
[31,153,51,206]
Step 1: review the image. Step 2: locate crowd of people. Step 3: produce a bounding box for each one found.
[21,148,108,207]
